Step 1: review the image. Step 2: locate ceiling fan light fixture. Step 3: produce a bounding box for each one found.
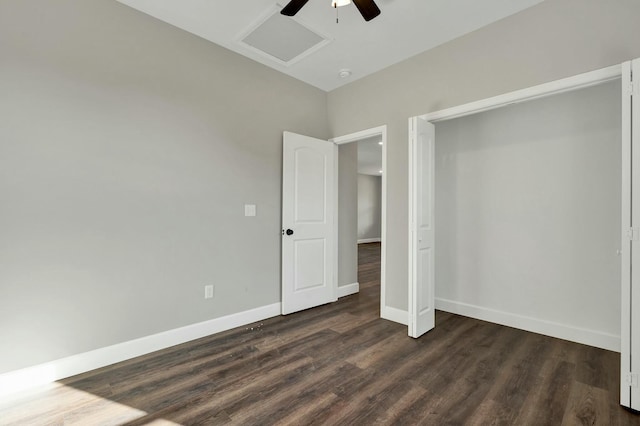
[281,0,380,22]
[331,0,351,7]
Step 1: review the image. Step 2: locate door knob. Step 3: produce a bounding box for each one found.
[286,229,294,236]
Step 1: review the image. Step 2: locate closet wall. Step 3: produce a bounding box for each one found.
[434,80,622,349]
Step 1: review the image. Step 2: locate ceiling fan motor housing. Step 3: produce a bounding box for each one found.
[281,0,381,21]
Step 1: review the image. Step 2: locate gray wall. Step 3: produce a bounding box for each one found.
[338,144,358,287]
[0,0,328,374]
[357,174,382,241]
[327,0,640,311]
[435,80,621,338]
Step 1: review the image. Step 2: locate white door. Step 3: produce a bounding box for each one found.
[408,117,435,338]
[622,58,640,410]
[281,131,337,315]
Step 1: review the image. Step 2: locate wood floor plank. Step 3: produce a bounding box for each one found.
[253,312,354,352]
[226,362,364,424]
[466,332,553,425]
[369,383,429,425]
[420,326,525,424]
[513,356,577,426]
[345,330,412,369]
[577,345,615,390]
[0,242,637,425]
[561,381,611,426]
[271,392,340,426]
[397,389,448,425]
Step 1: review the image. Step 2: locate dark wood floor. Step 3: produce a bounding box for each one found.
[1,242,637,425]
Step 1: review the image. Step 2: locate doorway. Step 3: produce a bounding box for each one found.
[332,126,387,318]
[356,137,383,309]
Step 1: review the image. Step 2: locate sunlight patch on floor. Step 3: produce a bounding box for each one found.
[145,419,182,425]
[0,383,147,425]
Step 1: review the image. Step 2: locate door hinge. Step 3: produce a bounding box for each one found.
[628,228,640,241]
[626,373,639,387]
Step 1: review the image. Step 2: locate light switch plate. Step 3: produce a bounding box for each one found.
[244,204,256,217]
[204,285,214,299]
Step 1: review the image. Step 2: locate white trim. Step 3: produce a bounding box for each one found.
[380,128,388,327]
[408,117,416,335]
[331,125,388,323]
[338,282,360,298]
[627,58,640,410]
[331,125,387,145]
[381,306,408,326]
[333,143,339,303]
[421,64,621,123]
[621,60,633,408]
[357,237,381,244]
[436,298,620,352]
[0,303,281,400]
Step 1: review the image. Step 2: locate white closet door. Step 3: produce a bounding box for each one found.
[408,117,436,338]
[623,58,640,410]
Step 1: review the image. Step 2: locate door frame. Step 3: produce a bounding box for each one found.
[418,64,621,123]
[624,58,640,410]
[331,125,388,319]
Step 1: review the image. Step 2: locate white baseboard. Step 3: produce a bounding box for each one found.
[435,298,620,352]
[381,306,408,325]
[358,238,381,244]
[338,282,359,298]
[0,303,281,399]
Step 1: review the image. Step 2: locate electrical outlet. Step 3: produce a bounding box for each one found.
[204,285,214,299]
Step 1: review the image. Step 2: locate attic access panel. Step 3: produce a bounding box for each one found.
[239,11,330,66]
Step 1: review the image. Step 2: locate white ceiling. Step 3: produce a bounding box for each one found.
[116,0,543,92]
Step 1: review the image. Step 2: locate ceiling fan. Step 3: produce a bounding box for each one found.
[281,0,381,22]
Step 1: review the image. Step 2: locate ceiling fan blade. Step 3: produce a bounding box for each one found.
[352,0,381,21]
[280,0,310,16]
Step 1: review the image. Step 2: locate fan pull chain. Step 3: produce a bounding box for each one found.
[335,3,339,23]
